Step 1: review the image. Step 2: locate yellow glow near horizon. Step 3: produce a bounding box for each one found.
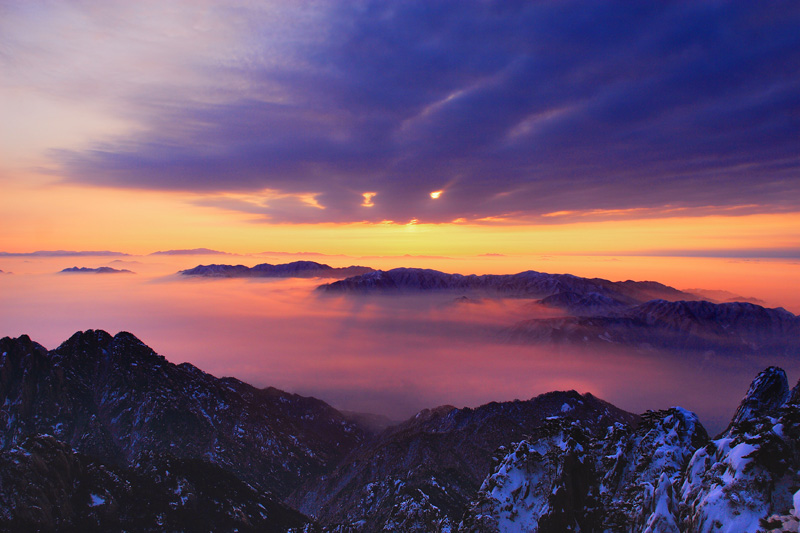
[0,177,798,261]
[430,190,443,199]
[1,178,799,313]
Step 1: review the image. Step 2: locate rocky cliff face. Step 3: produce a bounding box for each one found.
[289,391,638,532]
[680,368,800,532]
[458,407,707,532]
[458,368,800,533]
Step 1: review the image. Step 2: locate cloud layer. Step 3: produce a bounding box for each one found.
[6,1,799,223]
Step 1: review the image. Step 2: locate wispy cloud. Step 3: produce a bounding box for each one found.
[613,248,800,259]
[0,250,129,257]
[5,1,798,223]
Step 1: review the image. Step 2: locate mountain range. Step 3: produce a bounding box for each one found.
[2,331,800,531]
[180,261,373,279]
[59,267,134,274]
[318,268,800,356]
[317,268,694,304]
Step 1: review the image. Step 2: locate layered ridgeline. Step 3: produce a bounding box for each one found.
[318,268,800,355]
[0,331,364,531]
[504,300,800,355]
[180,261,373,279]
[317,267,693,304]
[59,266,134,274]
[2,332,800,531]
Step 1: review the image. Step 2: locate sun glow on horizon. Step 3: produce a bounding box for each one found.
[1,178,798,261]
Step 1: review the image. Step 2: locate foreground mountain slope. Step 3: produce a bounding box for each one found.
[0,330,365,498]
[459,367,800,533]
[3,330,800,532]
[289,391,639,531]
[459,407,708,532]
[0,435,308,532]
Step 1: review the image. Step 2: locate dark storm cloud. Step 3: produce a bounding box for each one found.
[54,1,800,223]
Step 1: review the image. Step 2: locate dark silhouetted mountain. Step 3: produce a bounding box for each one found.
[59,267,134,274]
[339,410,400,434]
[4,331,800,531]
[180,261,374,279]
[0,331,365,500]
[0,435,307,532]
[318,267,695,305]
[504,300,800,355]
[288,391,638,531]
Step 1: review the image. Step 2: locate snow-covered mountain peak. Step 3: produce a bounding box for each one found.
[725,366,790,434]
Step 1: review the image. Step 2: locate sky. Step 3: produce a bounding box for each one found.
[0,0,798,258]
[0,2,799,429]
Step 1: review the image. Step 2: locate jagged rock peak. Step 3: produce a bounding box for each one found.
[54,330,157,361]
[789,379,800,406]
[0,334,49,367]
[727,366,790,432]
[1,333,45,351]
[59,329,147,347]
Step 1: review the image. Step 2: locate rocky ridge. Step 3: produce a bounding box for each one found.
[180,261,373,279]
[317,268,693,305]
[0,331,365,499]
[289,391,638,532]
[59,266,134,274]
[457,367,800,533]
[2,331,800,531]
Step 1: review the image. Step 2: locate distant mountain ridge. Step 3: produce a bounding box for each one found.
[318,267,798,355]
[505,299,800,355]
[59,266,134,274]
[317,267,695,305]
[180,260,373,279]
[150,248,231,256]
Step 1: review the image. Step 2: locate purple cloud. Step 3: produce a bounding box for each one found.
[45,1,800,223]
